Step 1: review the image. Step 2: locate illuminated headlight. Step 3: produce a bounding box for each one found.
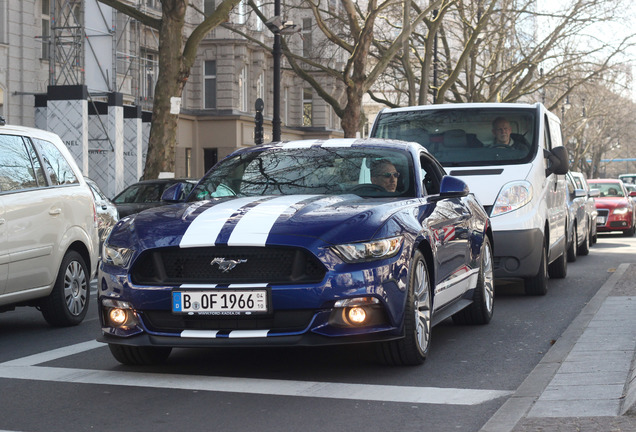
[102,299,139,329]
[492,181,532,216]
[332,236,403,263]
[102,244,135,268]
[613,207,629,215]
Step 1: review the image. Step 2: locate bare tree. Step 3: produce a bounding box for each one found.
[97,0,241,179]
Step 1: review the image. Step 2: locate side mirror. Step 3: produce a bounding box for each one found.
[161,183,186,203]
[588,188,600,198]
[574,189,587,198]
[439,175,469,198]
[629,191,636,197]
[544,146,569,176]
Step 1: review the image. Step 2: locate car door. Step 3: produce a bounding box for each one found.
[419,153,471,307]
[1,135,67,296]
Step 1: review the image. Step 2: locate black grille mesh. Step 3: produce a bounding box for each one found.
[130,246,326,285]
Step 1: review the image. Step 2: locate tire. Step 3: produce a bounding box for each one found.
[578,228,590,256]
[623,224,635,237]
[548,248,567,279]
[524,240,548,296]
[109,344,172,365]
[566,225,577,262]
[452,237,494,325]
[40,250,90,327]
[378,250,432,366]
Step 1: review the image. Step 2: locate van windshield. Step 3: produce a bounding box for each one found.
[373,108,537,167]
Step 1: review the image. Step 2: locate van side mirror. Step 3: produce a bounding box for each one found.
[589,188,600,198]
[544,146,569,176]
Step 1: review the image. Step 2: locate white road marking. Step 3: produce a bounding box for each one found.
[0,341,512,405]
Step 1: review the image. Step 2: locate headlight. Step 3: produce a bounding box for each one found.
[102,244,135,268]
[492,181,532,216]
[332,236,403,263]
[613,207,629,215]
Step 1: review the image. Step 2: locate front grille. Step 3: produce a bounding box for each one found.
[597,209,609,217]
[130,246,326,285]
[141,309,314,333]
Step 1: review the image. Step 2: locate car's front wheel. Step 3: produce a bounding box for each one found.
[40,250,90,326]
[108,344,172,365]
[378,250,431,366]
[524,239,548,296]
[452,237,494,325]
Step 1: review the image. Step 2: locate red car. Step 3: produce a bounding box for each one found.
[588,179,636,236]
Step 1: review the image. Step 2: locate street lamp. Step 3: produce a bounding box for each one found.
[266,4,300,142]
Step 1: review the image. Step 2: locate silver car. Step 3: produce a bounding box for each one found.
[85,177,119,251]
[570,171,599,245]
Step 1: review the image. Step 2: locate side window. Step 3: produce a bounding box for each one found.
[543,115,553,151]
[32,138,79,185]
[0,135,45,192]
[420,154,441,195]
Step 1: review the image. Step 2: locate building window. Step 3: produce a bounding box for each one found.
[185,148,192,177]
[234,0,247,24]
[204,60,217,109]
[303,88,312,126]
[302,18,312,57]
[41,0,50,60]
[239,66,248,112]
[0,0,7,44]
[204,0,215,15]
[283,87,288,126]
[142,52,158,103]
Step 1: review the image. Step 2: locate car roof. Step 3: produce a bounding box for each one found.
[0,123,65,143]
[588,179,621,183]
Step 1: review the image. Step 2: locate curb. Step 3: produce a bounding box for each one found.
[480,263,631,432]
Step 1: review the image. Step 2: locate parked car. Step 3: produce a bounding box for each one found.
[112,178,198,218]
[564,172,590,261]
[618,173,636,185]
[569,171,599,245]
[370,102,570,295]
[98,138,494,366]
[85,177,119,251]
[587,179,636,236]
[0,120,99,326]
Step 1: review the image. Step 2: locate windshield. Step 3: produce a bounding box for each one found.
[373,108,536,167]
[189,146,415,200]
[588,182,625,198]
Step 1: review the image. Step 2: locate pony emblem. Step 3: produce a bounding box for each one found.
[210,257,247,272]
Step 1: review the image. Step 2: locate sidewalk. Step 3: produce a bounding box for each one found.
[481,263,636,432]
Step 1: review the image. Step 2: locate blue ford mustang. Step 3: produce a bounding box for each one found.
[98,138,494,365]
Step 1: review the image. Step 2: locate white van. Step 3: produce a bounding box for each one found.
[371,102,569,295]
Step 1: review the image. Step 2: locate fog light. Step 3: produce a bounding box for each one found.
[109,308,128,326]
[348,307,367,324]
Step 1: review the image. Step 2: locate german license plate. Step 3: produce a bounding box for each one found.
[596,216,606,225]
[172,289,269,315]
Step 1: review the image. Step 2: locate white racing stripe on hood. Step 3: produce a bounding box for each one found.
[228,195,316,246]
[179,196,266,248]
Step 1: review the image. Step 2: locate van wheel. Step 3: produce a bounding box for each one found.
[40,250,90,327]
[524,241,548,296]
[566,225,577,262]
[109,344,172,365]
[548,249,567,279]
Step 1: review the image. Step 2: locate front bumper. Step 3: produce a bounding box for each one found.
[492,228,543,279]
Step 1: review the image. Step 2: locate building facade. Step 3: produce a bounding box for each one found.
[0,0,344,196]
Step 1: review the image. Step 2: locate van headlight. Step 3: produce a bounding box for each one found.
[492,181,532,216]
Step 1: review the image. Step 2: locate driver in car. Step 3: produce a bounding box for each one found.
[371,159,400,192]
[491,117,528,151]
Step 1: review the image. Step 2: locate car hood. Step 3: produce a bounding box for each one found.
[108,194,420,250]
[594,197,631,208]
